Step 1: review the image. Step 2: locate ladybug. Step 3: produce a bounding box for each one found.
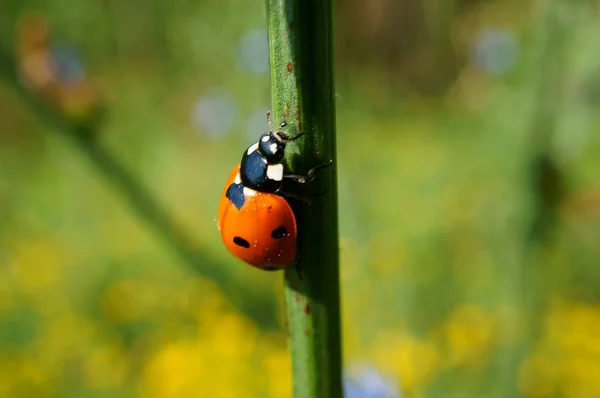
[218,112,331,271]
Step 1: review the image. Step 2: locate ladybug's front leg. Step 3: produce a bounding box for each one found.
[277,159,332,204]
[283,159,333,184]
[276,188,325,205]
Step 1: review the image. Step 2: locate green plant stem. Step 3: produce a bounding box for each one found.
[266,1,342,397]
[521,0,570,339]
[0,49,279,330]
[497,1,571,394]
[526,3,569,246]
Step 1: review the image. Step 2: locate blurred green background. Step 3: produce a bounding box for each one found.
[1,0,600,397]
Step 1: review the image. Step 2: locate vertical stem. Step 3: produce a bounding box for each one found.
[497,0,571,394]
[523,0,570,337]
[265,1,342,397]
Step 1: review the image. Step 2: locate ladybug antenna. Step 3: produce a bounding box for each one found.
[266,111,274,132]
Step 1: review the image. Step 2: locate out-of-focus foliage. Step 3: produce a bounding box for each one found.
[1,0,600,397]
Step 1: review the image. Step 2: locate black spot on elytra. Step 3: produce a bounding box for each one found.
[226,183,245,210]
[233,237,250,248]
[263,266,278,271]
[271,226,288,239]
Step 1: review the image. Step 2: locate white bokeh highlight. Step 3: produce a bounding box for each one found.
[192,88,238,140]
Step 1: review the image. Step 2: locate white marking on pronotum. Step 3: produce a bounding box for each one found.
[261,135,269,142]
[267,163,284,181]
[234,173,241,184]
[244,187,258,197]
[247,142,259,155]
[269,143,278,153]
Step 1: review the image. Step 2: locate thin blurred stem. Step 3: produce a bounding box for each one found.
[266,1,343,397]
[0,48,280,330]
[522,0,570,331]
[526,4,569,245]
[498,0,571,394]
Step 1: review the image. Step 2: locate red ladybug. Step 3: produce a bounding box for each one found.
[217,112,331,271]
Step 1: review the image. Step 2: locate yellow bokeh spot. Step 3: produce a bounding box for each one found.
[0,354,55,396]
[12,237,63,293]
[140,311,268,398]
[210,313,258,357]
[263,349,292,398]
[444,304,494,368]
[520,301,600,397]
[371,330,440,392]
[84,345,129,390]
[142,340,205,398]
[547,302,600,356]
[518,353,558,398]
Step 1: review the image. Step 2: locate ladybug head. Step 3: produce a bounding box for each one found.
[258,131,286,164]
[258,120,304,164]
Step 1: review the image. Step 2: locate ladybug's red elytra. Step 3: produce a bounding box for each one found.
[217,112,331,271]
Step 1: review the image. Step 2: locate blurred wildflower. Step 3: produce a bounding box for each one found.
[15,11,102,125]
[141,310,284,398]
[210,313,258,357]
[49,45,86,87]
[0,356,54,397]
[471,27,519,76]
[520,301,600,398]
[344,362,402,398]
[236,29,270,75]
[443,304,495,368]
[370,330,439,393]
[15,11,53,93]
[84,344,129,391]
[519,353,559,398]
[10,237,62,294]
[262,347,292,398]
[192,88,237,140]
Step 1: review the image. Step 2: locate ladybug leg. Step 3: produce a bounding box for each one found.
[278,160,332,203]
[275,120,305,142]
[276,189,314,205]
[277,188,327,206]
[283,159,333,184]
[279,123,304,142]
[287,131,304,141]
